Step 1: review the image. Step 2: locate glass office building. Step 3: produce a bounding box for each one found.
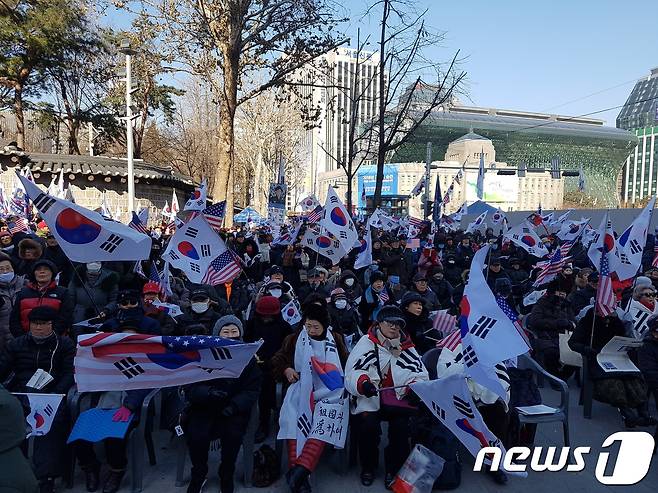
[393,106,637,206]
[616,68,658,204]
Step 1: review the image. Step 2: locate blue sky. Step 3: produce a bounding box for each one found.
[105,0,658,126]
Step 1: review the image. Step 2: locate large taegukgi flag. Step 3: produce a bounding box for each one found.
[74,332,262,392]
[19,174,151,262]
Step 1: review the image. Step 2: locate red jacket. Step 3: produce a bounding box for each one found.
[10,281,73,336]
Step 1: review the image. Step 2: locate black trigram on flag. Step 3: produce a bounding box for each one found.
[190,263,201,273]
[297,414,312,437]
[43,404,55,417]
[338,231,348,239]
[200,244,211,257]
[470,316,496,339]
[463,345,478,367]
[100,234,124,253]
[329,196,339,204]
[396,351,424,373]
[114,357,145,379]
[326,340,337,353]
[325,249,335,256]
[168,251,181,261]
[305,238,314,247]
[618,251,631,265]
[33,193,56,213]
[634,310,650,336]
[452,395,475,418]
[431,402,446,421]
[210,346,232,360]
[185,227,199,239]
[628,239,642,256]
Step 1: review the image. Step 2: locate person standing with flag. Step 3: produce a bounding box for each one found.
[272,304,349,493]
[360,271,395,332]
[68,262,119,326]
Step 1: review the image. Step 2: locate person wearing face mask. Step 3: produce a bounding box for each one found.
[100,289,161,335]
[184,287,232,334]
[327,288,361,339]
[0,253,24,351]
[183,316,261,493]
[271,304,349,493]
[345,305,429,488]
[527,281,575,378]
[360,270,395,332]
[443,254,462,287]
[427,267,454,309]
[43,233,72,287]
[10,259,73,337]
[338,269,362,305]
[0,306,75,493]
[69,261,119,325]
[484,256,510,290]
[297,267,330,304]
[244,296,292,442]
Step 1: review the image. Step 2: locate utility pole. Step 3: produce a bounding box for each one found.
[424,141,432,218]
[88,122,94,156]
[119,39,138,213]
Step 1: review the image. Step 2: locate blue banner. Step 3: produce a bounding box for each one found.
[357,165,399,208]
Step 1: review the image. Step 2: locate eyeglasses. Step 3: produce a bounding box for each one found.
[642,293,657,298]
[119,299,139,306]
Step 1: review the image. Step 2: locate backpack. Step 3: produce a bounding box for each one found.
[252,444,279,487]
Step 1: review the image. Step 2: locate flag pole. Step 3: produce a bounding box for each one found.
[67,258,103,318]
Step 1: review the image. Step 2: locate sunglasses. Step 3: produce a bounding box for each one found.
[642,293,656,298]
[119,299,139,306]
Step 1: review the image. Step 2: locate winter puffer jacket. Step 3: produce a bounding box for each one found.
[637,333,658,391]
[0,274,25,351]
[0,333,75,394]
[9,281,73,337]
[68,266,119,323]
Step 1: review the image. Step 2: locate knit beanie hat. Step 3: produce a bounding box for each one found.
[213,315,244,337]
[256,295,281,316]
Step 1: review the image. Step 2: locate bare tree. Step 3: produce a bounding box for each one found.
[120,0,347,223]
[367,0,465,206]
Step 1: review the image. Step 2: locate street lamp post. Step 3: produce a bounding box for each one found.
[119,39,138,213]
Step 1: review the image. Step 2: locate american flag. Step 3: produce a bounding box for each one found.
[305,205,323,223]
[432,310,456,334]
[652,240,658,268]
[533,247,571,287]
[408,216,424,229]
[595,244,616,316]
[148,262,166,296]
[128,211,148,234]
[436,330,461,351]
[8,217,29,234]
[378,289,390,303]
[495,295,531,347]
[202,201,226,232]
[201,250,242,285]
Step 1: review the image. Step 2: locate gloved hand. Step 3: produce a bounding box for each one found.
[112,406,132,422]
[361,381,378,398]
[209,389,229,402]
[222,403,237,418]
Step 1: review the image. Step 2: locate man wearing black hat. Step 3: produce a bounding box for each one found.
[409,273,440,311]
[567,271,598,315]
[101,289,161,335]
[484,255,510,290]
[0,305,75,493]
[183,287,233,335]
[10,259,72,337]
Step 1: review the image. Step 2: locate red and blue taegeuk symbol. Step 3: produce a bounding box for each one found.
[55,208,102,244]
[521,235,536,247]
[455,418,489,448]
[33,410,45,429]
[569,224,580,234]
[358,239,368,253]
[178,241,200,260]
[602,233,615,253]
[330,207,348,226]
[316,236,332,248]
[190,190,201,201]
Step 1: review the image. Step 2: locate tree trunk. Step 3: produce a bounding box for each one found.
[13,82,25,150]
[373,0,390,209]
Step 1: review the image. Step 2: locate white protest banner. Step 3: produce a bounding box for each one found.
[309,399,350,448]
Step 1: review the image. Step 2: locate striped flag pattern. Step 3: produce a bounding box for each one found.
[202,201,226,232]
[8,217,30,234]
[305,205,323,223]
[652,240,658,268]
[436,330,461,351]
[201,250,242,285]
[432,310,456,334]
[533,248,571,287]
[128,211,148,234]
[596,247,616,316]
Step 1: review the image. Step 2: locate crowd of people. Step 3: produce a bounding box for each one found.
[2,214,658,493]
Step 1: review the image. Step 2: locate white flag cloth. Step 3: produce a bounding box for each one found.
[163,214,227,283]
[74,332,262,392]
[550,210,572,227]
[171,189,180,216]
[151,300,184,318]
[100,193,112,219]
[411,374,506,461]
[281,298,302,325]
[299,195,321,212]
[476,152,485,200]
[616,197,656,281]
[19,174,151,262]
[18,393,64,437]
[320,186,358,251]
[301,226,348,265]
[458,245,530,399]
[587,215,621,275]
[504,221,549,258]
[523,289,546,307]
[465,212,487,234]
[452,203,468,221]
[354,217,374,270]
[369,208,384,228]
[184,178,207,211]
[490,209,506,225]
[137,207,149,226]
[556,218,590,242]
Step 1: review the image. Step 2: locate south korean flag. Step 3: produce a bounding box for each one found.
[320,185,358,252]
[19,174,151,262]
[163,213,226,283]
[184,178,208,211]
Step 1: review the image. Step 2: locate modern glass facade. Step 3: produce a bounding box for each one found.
[392,107,637,206]
[616,69,658,203]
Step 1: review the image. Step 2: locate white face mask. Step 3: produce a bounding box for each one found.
[191,301,209,314]
[86,262,102,273]
[0,272,14,283]
[269,289,282,298]
[344,278,355,287]
[334,299,347,310]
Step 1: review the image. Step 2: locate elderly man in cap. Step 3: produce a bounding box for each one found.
[101,289,160,335]
[183,286,233,334]
[345,305,429,488]
[10,259,72,337]
[297,266,330,303]
[409,272,440,311]
[0,306,75,493]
